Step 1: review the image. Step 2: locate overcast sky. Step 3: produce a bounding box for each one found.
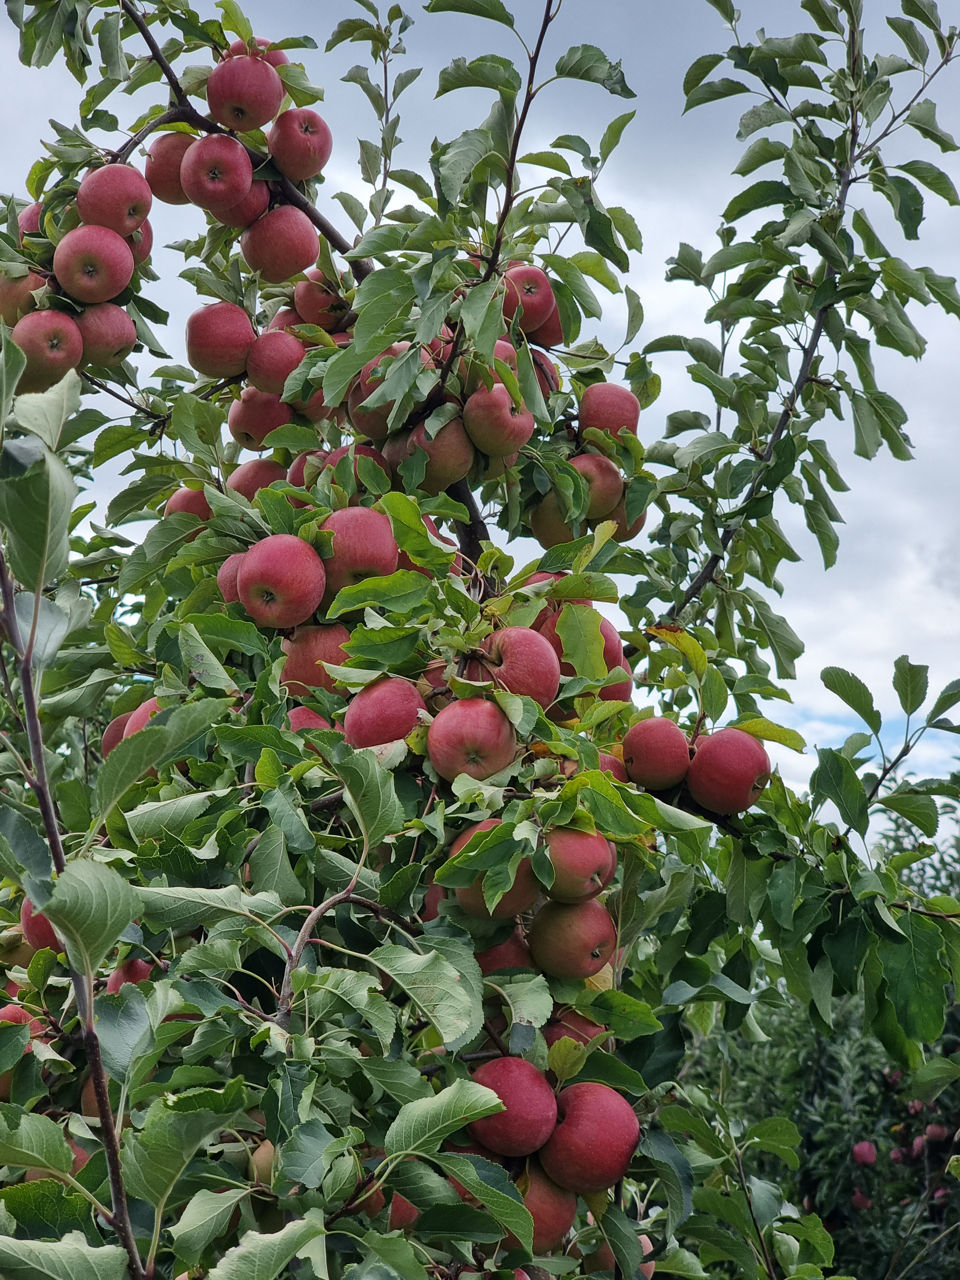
[3,1,960,839]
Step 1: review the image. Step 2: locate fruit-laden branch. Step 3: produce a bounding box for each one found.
[0,549,146,1280]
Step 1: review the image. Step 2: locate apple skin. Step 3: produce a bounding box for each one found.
[602,494,647,543]
[528,899,617,979]
[53,224,135,304]
[179,134,254,213]
[215,180,271,229]
[226,36,289,66]
[236,534,326,629]
[240,205,320,284]
[475,925,532,975]
[463,383,535,456]
[448,818,539,919]
[598,752,628,782]
[246,329,306,395]
[105,957,153,994]
[347,342,417,441]
[0,268,45,326]
[853,1140,877,1165]
[164,487,212,522]
[225,457,287,501]
[76,163,152,236]
[11,310,83,393]
[600,662,633,704]
[75,303,137,366]
[580,382,640,439]
[685,727,771,814]
[343,677,426,748]
[185,301,255,377]
[20,899,59,953]
[527,303,565,350]
[623,718,690,790]
[465,626,561,709]
[388,1193,420,1231]
[122,695,162,737]
[287,705,331,733]
[228,386,293,450]
[100,711,132,757]
[383,418,475,495]
[539,1082,639,1193]
[217,552,245,603]
[467,1057,558,1156]
[320,507,399,602]
[287,448,329,501]
[206,54,285,131]
[426,698,517,782]
[502,263,556,333]
[570,454,623,519]
[17,202,43,239]
[505,1161,577,1254]
[145,132,195,204]
[294,269,345,328]
[268,108,333,181]
[529,490,576,549]
[544,827,617,902]
[280,623,351,696]
[542,1006,606,1049]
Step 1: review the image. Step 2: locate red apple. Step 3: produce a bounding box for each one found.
[427,698,517,781]
[544,827,616,902]
[347,342,422,440]
[122,695,162,737]
[105,957,153,994]
[100,711,132,757]
[145,133,195,204]
[226,37,289,66]
[580,382,640,439]
[322,444,391,499]
[343,677,426,748]
[287,705,331,733]
[623,717,690,790]
[448,818,539,919]
[75,303,137,366]
[179,134,253,213]
[287,448,328,493]
[502,264,556,333]
[528,899,617,979]
[0,268,45,326]
[240,205,319,283]
[542,1006,606,1048]
[531,346,561,395]
[465,626,561,708]
[598,751,628,782]
[475,926,532,975]
[268,108,333,181]
[52,225,134,304]
[217,552,245,603]
[601,662,633,703]
[685,728,771,814]
[17,202,43,238]
[529,490,576,549]
[126,218,153,265]
[76,163,152,236]
[236,534,326,629]
[164,487,212,522]
[20,899,59,953]
[463,382,535,456]
[602,493,647,543]
[206,53,285,131]
[537,606,624,678]
[214,180,271,229]
[185,301,255,377]
[293,270,345,328]
[538,1082,639,1192]
[268,306,308,334]
[527,304,564,350]
[507,1162,577,1254]
[280,624,351,696]
[320,506,399,601]
[853,1140,877,1165]
[11,310,82,393]
[225,458,287,501]
[468,1057,557,1156]
[570,453,623,519]
[246,329,306,395]
[228,386,293,450]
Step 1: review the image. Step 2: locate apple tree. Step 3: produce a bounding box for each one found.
[0,0,959,1277]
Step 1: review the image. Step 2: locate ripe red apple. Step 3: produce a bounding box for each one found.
[240,205,320,283]
[268,306,307,334]
[287,448,328,497]
[527,304,564,350]
[179,134,254,213]
[320,506,399,600]
[544,827,616,902]
[20,899,59,953]
[11,310,83,393]
[53,225,134,303]
[853,1140,877,1165]
[623,717,690,790]
[280,623,351,696]
[685,727,771,814]
[293,270,345,328]
[287,705,331,733]
[100,711,132,757]
[185,301,255,377]
[389,1193,420,1231]
[76,163,152,235]
[0,268,45,326]
[225,457,287,501]
[539,1082,639,1192]
[463,382,535,456]
[531,346,561,395]
[580,382,640,439]
[600,662,633,703]
[228,386,292,450]
[164,487,212,522]
[268,108,333,181]
[343,677,426,748]
[236,534,326,629]
[468,1057,557,1156]
[448,818,539,919]
[123,695,162,737]
[126,218,153,264]
[17,202,43,238]
[383,418,475,495]
[475,926,532,975]
[502,264,556,333]
[214,180,271,229]
[570,453,623,519]
[465,626,561,708]
[427,698,517,782]
[105,957,153,994]
[75,303,137,366]
[226,36,289,66]
[542,1006,606,1049]
[598,751,628,782]
[246,329,306,395]
[506,1162,577,1254]
[217,552,245,603]
[528,899,617,979]
[206,53,285,131]
[145,132,195,204]
[528,490,576,549]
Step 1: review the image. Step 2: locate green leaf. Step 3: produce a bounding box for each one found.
[325,569,433,619]
[877,913,949,1043]
[820,666,882,733]
[682,53,723,95]
[135,885,281,933]
[430,1151,532,1250]
[684,78,750,112]
[810,748,868,835]
[554,45,635,99]
[722,181,793,222]
[600,110,636,162]
[437,55,520,98]
[905,99,958,152]
[385,1078,502,1155]
[424,0,515,27]
[908,1054,960,1103]
[902,0,945,34]
[0,442,77,591]
[43,862,137,977]
[0,1233,128,1280]
[0,1104,73,1174]
[327,746,404,850]
[648,624,707,678]
[732,717,805,752]
[169,1187,250,1267]
[371,944,481,1044]
[893,654,928,715]
[13,369,81,450]
[894,159,958,204]
[1,331,27,429]
[205,1210,327,1280]
[879,789,939,837]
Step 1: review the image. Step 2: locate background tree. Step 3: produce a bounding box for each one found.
[0,2,959,1279]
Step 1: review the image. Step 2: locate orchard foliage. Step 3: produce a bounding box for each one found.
[0,0,960,1277]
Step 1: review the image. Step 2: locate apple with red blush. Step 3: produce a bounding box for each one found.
[11,310,82,393]
[342,677,426,748]
[228,386,293,450]
[427,698,517,782]
[236,533,326,629]
[225,458,287,502]
[240,205,320,283]
[76,163,152,236]
[280,623,351,696]
[53,225,134,304]
[580,382,640,439]
[185,301,255,377]
[75,303,137,366]
[268,108,333,181]
[463,382,535,456]
[528,898,617,979]
[539,1082,639,1192]
[206,52,285,131]
[464,626,561,708]
[320,506,399,602]
[685,727,771,814]
[145,133,195,204]
[246,329,306,395]
[623,717,689,790]
[447,818,538,919]
[179,135,254,214]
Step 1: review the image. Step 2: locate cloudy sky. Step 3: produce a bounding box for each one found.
[3,0,959,834]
